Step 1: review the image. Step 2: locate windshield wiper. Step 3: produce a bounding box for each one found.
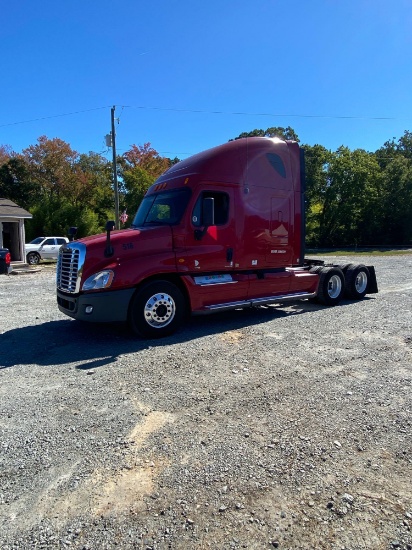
[143,220,170,226]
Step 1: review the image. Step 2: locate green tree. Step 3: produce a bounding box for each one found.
[25,197,101,241]
[378,156,412,244]
[74,152,114,229]
[302,144,333,246]
[121,166,154,224]
[303,145,382,247]
[0,156,41,209]
[231,126,299,142]
[317,148,382,246]
[374,131,412,245]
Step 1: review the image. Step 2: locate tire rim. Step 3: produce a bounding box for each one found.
[144,292,176,328]
[355,271,368,294]
[327,274,342,299]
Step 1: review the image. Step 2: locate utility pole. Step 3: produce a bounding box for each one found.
[111,105,120,229]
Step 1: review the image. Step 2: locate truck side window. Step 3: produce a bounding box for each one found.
[132,188,192,227]
[192,191,229,227]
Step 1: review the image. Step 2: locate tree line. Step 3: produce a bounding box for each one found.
[0,138,174,242]
[0,128,411,247]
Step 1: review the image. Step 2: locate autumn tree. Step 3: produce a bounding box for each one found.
[0,145,14,167]
[22,136,78,200]
[119,143,171,222]
[21,137,115,238]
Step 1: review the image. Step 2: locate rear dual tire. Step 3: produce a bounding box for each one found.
[310,263,370,305]
[344,264,369,300]
[313,266,345,306]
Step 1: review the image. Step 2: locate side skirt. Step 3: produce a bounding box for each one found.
[193,291,317,315]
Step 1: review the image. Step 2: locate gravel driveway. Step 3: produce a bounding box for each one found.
[0,255,411,550]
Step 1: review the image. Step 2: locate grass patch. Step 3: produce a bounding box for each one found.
[306,248,412,256]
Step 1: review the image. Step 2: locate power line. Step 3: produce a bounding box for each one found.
[0,106,111,128]
[120,104,397,121]
[0,104,400,129]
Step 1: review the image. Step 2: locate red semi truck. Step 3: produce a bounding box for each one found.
[56,137,378,338]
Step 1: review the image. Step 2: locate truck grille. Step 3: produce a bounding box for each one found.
[56,242,85,294]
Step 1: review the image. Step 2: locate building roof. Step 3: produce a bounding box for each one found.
[0,198,32,219]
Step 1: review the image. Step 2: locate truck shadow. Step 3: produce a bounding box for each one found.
[0,299,367,370]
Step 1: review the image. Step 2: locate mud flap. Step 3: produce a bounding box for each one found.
[366,265,378,294]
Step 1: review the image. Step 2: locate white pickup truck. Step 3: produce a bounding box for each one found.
[25,236,69,265]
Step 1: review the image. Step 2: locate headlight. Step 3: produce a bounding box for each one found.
[82,270,114,291]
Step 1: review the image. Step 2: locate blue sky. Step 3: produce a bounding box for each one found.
[1,0,411,160]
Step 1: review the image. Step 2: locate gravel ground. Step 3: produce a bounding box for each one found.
[0,255,411,550]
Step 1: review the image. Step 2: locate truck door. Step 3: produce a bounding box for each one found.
[176,187,249,307]
[180,189,236,273]
[266,195,294,266]
[41,238,58,259]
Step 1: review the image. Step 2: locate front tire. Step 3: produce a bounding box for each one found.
[315,267,345,306]
[129,280,186,338]
[344,264,369,300]
[27,252,40,265]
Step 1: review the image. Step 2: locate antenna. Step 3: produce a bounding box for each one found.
[110,106,120,230]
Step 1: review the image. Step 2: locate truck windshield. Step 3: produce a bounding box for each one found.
[131,188,191,228]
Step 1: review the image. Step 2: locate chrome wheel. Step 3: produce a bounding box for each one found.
[327,274,343,299]
[144,292,176,328]
[355,271,368,294]
[316,267,345,306]
[129,280,186,338]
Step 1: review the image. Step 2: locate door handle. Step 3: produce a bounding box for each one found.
[226,248,233,262]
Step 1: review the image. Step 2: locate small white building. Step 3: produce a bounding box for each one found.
[0,198,32,263]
